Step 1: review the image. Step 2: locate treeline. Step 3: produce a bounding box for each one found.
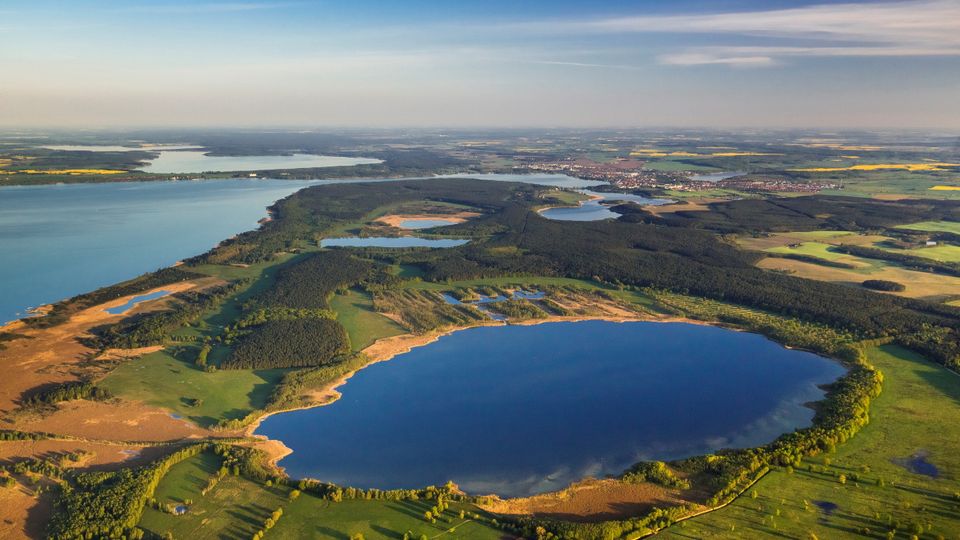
[863,279,906,292]
[486,299,548,320]
[222,318,350,369]
[834,244,960,276]
[24,267,202,328]
[621,461,690,490]
[764,251,857,269]
[253,251,374,309]
[20,381,111,410]
[85,281,246,350]
[213,353,370,430]
[50,444,267,540]
[49,444,208,540]
[632,195,960,235]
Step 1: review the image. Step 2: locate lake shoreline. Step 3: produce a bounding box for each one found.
[244,312,732,476]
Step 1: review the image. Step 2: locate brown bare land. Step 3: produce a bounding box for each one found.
[375,211,480,228]
[0,282,222,538]
[480,478,706,522]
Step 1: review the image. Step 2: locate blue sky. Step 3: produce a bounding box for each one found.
[1,0,958,128]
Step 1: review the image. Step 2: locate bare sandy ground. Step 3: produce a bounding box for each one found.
[0,282,201,414]
[643,197,724,215]
[479,478,702,522]
[374,211,480,228]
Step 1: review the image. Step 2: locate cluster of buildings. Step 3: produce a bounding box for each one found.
[524,159,839,194]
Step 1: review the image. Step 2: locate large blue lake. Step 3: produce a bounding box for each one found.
[257,321,845,497]
[0,179,319,323]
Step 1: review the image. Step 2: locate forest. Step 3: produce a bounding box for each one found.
[223,318,350,369]
[181,178,960,373]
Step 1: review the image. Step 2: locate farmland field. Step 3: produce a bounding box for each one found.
[661,345,960,539]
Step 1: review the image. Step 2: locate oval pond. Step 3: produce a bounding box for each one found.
[257,321,845,497]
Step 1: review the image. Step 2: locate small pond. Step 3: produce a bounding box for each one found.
[257,321,845,497]
[105,290,172,315]
[321,237,469,248]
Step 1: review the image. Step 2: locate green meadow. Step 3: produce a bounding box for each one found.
[662,345,960,539]
[99,349,286,427]
[899,220,960,236]
[139,452,503,540]
[329,289,404,351]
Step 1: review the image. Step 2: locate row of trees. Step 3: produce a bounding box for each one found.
[85,280,247,350]
[20,381,112,411]
[25,267,203,329]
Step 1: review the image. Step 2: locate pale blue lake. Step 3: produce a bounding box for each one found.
[257,321,845,497]
[321,237,469,248]
[0,179,318,323]
[540,190,673,221]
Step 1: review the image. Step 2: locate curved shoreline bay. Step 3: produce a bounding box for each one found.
[256,321,845,497]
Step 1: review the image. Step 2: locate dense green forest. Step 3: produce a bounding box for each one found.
[223,318,350,369]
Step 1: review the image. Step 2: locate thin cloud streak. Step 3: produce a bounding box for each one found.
[498,0,960,65]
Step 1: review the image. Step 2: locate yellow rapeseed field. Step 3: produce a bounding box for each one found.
[791,163,960,172]
[0,168,127,175]
[930,185,960,191]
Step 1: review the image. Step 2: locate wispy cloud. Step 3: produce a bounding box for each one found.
[528,60,644,70]
[123,2,300,14]
[501,0,960,67]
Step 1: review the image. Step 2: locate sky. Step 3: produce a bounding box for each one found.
[1,0,958,129]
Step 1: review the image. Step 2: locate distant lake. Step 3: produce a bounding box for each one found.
[40,144,382,174]
[139,151,382,174]
[436,173,604,189]
[540,190,672,221]
[321,237,469,248]
[257,321,845,497]
[0,179,319,323]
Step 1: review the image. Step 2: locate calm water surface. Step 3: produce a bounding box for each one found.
[139,151,382,174]
[257,321,845,497]
[540,190,672,221]
[321,237,469,248]
[0,179,318,323]
[41,144,382,174]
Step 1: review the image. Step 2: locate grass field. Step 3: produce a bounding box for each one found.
[329,289,404,350]
[757,257,960,298]
[272,496,504,539]
[765,241,855,262]
[140,454,290,539]
[139,452,504,540]
[662,345,960,539]
[99,350,286,427]
[899,221,960,236]
[738,231,960,298]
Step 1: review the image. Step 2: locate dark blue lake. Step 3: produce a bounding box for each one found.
[257,321,845,497]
